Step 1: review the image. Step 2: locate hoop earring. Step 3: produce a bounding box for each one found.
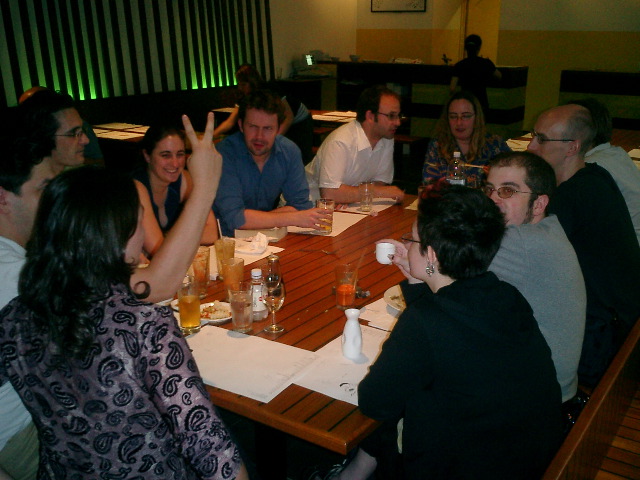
[425,262,435,276]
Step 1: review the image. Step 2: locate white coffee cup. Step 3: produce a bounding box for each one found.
[375,242,396,265]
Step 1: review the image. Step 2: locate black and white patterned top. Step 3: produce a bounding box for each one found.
[0,284,242,479]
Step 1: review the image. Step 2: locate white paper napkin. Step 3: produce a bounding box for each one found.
[235,232,268,255]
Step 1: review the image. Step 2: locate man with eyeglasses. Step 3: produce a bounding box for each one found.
[484,152,586,414]
[528,104,640,388]
[305,85,405,203]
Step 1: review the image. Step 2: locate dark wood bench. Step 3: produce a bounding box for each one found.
[541,317,640,479]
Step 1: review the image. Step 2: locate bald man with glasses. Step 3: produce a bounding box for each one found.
[528,104,640,389]
[484,151,586,427]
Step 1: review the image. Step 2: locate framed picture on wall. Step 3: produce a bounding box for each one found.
[371,0,426,12]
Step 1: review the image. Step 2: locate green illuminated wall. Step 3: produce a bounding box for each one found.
[0,0,274,107]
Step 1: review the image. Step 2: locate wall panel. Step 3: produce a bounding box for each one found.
[0,0,273,108]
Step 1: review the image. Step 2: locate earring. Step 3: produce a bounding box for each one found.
[425,262,435,276]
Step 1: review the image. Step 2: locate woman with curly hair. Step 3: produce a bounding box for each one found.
[0,165,249,479]
[422,90,510,187]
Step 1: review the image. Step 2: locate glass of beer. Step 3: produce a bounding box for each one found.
[214,237,236,280]
[177,275,201,335]
[316,198,335,234]
[221,258,244,300]
[192,246,211,297]
[335,264,356,310]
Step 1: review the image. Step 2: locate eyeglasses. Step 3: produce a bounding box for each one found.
[400,232,420,244]
[530,130,574,144]
[54,126,87,139]
[376,111,405,121]
[448,113,475,121]
[482,186,538,199]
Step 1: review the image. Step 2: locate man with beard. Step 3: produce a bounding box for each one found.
[214,89,326,237]
[485,151,586,408]
[305,85,405,203]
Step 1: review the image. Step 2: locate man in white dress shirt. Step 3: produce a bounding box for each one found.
[305,85,405,203]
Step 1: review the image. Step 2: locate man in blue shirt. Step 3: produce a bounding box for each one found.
[214,90,328,237]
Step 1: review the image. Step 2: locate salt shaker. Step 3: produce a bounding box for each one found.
[342,308,362,360]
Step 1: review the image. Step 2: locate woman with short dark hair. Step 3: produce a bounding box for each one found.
[0,166,248,479]
[337,182,563,479]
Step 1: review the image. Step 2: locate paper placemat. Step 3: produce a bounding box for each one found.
[294,325,390,405]
[359,297,400,331]
[288,211,365,237]
[406,199,418,210]
[188,326,318,403]
[94,122,144,130]
[324,111,357,117]
[96,131,144,140]
[337,198,396,215]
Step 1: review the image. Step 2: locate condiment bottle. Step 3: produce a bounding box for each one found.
[342,308,362,360]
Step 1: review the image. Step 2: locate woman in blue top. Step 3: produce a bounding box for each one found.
[134,125,218,257]
[422,91,510,187]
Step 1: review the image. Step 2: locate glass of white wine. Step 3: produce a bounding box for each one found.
[262,268,285,333]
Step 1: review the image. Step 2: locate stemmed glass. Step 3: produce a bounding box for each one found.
[262,262,285,333]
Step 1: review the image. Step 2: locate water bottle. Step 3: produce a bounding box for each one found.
[447,151,466,186]
[251,268,268,321]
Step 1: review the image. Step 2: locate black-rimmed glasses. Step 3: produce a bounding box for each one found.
[400,232,420,244]
[54,126,88,139]
[376,111,405,122]
[482,186,538,199]
[530,130,574,144]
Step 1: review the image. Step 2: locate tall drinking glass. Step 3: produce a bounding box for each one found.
[262,278,285,333]
[177,275,201,336]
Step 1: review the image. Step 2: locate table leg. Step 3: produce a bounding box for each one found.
[255,423,288,480]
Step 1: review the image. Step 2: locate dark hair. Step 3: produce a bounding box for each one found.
[0,119,45,194]
[238,89,285,125]
[489,151,557,215]
[18,166,143,359]
[417,181,505,280]
[435,90,487,162]
[464,34,482,57]
[16,89,76,160]
[140,123,186,157]
[566,98,612,146]
[563,105,596,156]
[235,64,265,93]
[356,85,401,123]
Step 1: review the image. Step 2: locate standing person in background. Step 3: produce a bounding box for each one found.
[566,98,640,246]
[450,34,501,116]
[213,64,314,164]
[423,91,510,187]
[133,124,218,258]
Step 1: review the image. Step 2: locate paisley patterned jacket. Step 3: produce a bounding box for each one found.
[0,284,242,479]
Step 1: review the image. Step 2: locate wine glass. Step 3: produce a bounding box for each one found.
[262,279,285,333]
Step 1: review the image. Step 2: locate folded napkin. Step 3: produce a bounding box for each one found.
[235,232,269,255]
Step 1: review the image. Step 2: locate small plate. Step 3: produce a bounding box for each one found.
[383,285,405,312]
[172,300,232,325]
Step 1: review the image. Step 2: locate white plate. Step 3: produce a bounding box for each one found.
[171,300,232,325]
[383,285,405,312]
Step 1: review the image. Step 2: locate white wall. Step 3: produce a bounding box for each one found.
[270,0,357,77]
[500,0,640,31]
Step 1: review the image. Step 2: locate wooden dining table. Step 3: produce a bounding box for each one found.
[199,197,417,478]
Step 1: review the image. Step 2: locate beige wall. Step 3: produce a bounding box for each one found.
[270,0,640,128]
[270,0,357,77]
[498,0,640,128]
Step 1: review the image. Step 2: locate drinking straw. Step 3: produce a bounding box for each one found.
[352,250,366,287]
[217,218,223,238]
